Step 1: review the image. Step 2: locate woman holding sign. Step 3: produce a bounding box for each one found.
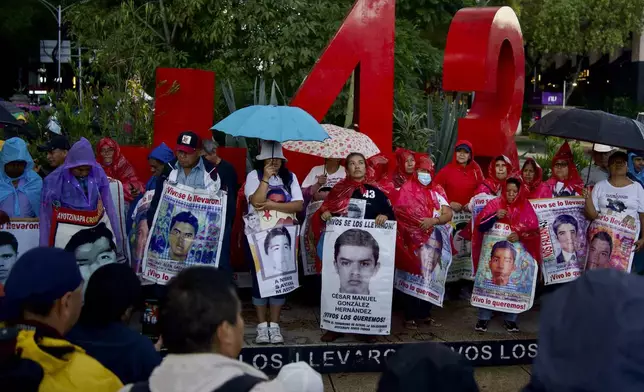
[521,158,550,199]
[245,140,304,345]
[314,152,395,342]
[473,176,539,332]
[585,151,644,271]
[472,155,513,198]
[394,156,452,329]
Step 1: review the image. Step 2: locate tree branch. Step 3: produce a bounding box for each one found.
[132,10,167,44]
[565,57,584,103]
[171,22,177,42]
[158,0,171,45]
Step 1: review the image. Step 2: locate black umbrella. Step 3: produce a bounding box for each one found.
[0,105,19,126]
[528,108,644,151]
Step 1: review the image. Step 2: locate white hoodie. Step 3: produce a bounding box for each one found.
[119,353,323,392]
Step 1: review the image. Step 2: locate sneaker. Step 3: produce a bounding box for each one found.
[255,322,270,344]
[475,319,488,332]
[268,322,284,344]
[504,321,520,333]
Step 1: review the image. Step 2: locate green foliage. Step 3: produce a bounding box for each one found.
[429,95,467,170]
[520,0,644,56]
[604,96,644,120]
[26,85,153,166]
[533,137,589,180]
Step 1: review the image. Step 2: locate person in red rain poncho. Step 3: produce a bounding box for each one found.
[366,153,396,198]
[392,148,417,189]
[542,141,584,197]
[472,155,514,198]
[312,152,395,343]
[433,140,484,212]
[96,137,145,204]
[472,176,540,333]
[521,158,550,199]
[394,155,453,329]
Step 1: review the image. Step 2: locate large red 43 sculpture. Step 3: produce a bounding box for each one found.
[121,2,524,181]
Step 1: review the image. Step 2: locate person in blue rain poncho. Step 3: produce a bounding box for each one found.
[0,137,42,219]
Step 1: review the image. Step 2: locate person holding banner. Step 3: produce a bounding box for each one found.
[543,141,584,198]
[394,156,453,329]
[521,158,549,199]
[40,138,121,248]
[0,138,42,220]
[97,137,145,205]
[314,152,395,342]
[472,155,513,198]
[392,148,416,189]
[301,158,346,203]
[585,151,644,267]
[433,140,484,212]
[245,140,304,344]
[473,177,539,332]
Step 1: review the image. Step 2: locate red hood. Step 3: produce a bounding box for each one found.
[546,142,583,192]
[452,140,474,164]
[367,153,390,181]
[522,158,543,192]
[393,148,416,188]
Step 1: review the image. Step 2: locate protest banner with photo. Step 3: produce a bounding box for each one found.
[142,182,227,284]
[471,222,537,314]
[394,224,452,307]
[50,202,125,287]
[247,224,300,297]
[586,212,637,272]
[320,217,397,335]
[447,211,474,282]
[0,218,39,287]
[471,194,498,234]
[130,190,155,275]
[301,200,324,275]
[530,197,588,285]
[109,178,131,267]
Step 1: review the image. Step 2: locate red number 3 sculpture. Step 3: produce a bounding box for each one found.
[443,6,525,169]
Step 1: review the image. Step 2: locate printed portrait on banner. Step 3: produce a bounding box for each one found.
[471,223,537,314]
[586,212,637,272]
[394,224,452,306]
[530,197,588,285]
[142,182,227,284]
[0,218,39,287]
[300,200,324,276]
[247,224,300,298]
[320,217,397,335]
[446,211,473,282]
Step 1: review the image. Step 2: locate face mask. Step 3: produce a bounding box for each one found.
[418,172,432,186]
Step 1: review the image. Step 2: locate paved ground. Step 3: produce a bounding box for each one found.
[319,365,532,391]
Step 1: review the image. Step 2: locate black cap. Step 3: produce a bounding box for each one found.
[176,131,201,153]
[37,135,71,152]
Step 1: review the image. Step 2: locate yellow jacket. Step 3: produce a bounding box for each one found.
[16,329,123,392]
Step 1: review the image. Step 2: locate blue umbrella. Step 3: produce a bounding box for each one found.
[211,105,328,142]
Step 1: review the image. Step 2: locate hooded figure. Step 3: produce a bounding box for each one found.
[378,343,479,392]
[394,156,449,275]
[521,158,550,199]
[525,270,644,392]
[433,140,484,206]
[627,150,644,188]
[543,142,583,197]
[473,155,514,197]
[472,176,540,273]
[366,153,395,197]
[145,143,174,190]
[40,138,121,247]
[392,148,416,189]
[0,137,42,218]
[96,138,145,203]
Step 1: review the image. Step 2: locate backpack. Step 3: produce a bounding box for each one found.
[129,374,264,392]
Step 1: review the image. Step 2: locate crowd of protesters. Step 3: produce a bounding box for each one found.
[0,127,642,391]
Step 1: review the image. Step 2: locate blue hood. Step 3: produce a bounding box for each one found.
[0,137,42,216]
[526,270,644,392]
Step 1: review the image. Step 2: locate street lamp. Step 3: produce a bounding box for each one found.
[36,0,89,92]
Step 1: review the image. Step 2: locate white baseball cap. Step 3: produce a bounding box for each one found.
[593,144,615,153]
